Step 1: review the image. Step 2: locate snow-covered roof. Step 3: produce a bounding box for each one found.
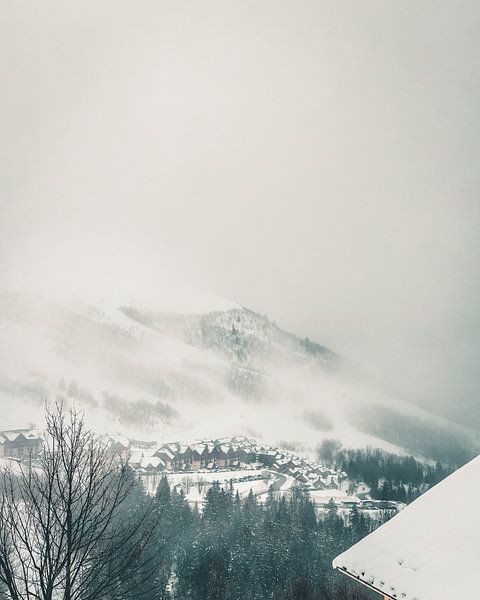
[192,443,206,454]
[140,456,163,469]
[102,434,130,448]
[128,450,143,465]
[0,429,40,443]
[333,455,480,600]
[258,449,277,456]
[156,448,175,460]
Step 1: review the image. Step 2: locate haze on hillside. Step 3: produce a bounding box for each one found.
[1,0,479,429]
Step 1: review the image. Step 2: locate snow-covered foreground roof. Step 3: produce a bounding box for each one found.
[333,455,480,600]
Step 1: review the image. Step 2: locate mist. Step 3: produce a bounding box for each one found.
[1,0,479,428]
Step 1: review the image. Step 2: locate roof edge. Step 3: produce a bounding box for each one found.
[333,565,395,600]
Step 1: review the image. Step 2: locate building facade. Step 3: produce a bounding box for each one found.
[0,429,43,459]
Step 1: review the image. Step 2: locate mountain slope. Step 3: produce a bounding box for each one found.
[0,285,477,464]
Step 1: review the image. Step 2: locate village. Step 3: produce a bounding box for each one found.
[0,427,401,512]
[100,434,345,487]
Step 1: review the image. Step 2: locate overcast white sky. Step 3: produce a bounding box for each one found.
[1,1,479,427]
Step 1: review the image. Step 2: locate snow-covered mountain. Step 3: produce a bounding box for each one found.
[0,281,476,464]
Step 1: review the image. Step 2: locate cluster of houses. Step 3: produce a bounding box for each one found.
[100,434,347,491]
[0,428,346,492]
[267,449,346,491]
[0,428,43,460]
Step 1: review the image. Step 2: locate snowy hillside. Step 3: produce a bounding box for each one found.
[0,281,477,464]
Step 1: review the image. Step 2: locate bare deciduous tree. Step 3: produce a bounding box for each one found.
[180,477,193,495]
[0,403,164,600]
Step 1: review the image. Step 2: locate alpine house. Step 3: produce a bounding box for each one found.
[333,455,480,600]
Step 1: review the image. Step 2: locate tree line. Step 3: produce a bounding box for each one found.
[162,480,386,600]
[318,439,452,503]
[347,404,478,466]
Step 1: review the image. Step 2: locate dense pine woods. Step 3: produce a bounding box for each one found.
[124,476,387,600]
[318,440,453,503]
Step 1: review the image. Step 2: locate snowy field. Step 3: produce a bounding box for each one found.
[309,489,352,502]
[166,469,261,485]
[141,468,273,503]
[140,468,361,511]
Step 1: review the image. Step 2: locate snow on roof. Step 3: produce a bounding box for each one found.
[128,451,143,465]
[157,448,175,460]
[333,455,480,600]
[0,429,40,443]
[140,456,163,469]
[104,434,130,448]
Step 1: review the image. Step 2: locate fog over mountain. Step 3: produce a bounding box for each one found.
[1,0,479,431]
[0,267,478,469]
